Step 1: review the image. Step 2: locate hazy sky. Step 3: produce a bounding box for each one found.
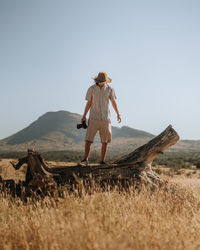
[1,0,200,140]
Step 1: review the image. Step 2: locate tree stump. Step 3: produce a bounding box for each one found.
[5,125,179,194]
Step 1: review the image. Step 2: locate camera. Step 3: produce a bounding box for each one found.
[77,120,88,129]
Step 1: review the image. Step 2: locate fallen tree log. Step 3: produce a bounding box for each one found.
[1,125,179,196]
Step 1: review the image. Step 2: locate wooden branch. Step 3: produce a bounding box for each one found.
[113,125,179,166]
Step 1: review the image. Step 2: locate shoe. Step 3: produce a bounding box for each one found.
[80,159,89,166]
[100,161,106,165]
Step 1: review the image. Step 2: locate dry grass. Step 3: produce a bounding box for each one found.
[0,158,25,181]
[1,159,200,249]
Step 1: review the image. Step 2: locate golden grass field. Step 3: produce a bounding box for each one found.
[1,159,200,250]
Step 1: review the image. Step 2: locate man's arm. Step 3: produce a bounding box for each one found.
[81,101,92,123]
[111,100,121,123]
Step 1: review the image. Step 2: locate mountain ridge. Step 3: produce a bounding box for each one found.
[0,110,154,152]
[1,110,200,153]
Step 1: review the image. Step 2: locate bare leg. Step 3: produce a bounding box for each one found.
[84,140,92,161]
[101,143,108,162]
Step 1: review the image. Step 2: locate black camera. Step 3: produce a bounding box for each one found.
[77,120,88,129]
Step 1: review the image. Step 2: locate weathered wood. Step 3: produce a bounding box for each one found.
[1,125,179,196]
[113,125,179,166]
[49,125,179,187]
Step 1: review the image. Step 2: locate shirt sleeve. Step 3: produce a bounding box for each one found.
[85,87,92,101]
[109,87,117,101]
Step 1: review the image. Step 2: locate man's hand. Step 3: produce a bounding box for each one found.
[117,114,122,123]
[81,115,87,123]
[111,100,121,123]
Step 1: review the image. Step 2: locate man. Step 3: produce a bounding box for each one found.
[81,72,121,165]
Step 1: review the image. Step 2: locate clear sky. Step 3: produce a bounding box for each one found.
[1,0,200,140]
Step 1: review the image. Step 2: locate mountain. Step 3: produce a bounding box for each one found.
[112,126,153,138]
[1,110,199,154]
[0,110,154,152]
[4,111,84,145]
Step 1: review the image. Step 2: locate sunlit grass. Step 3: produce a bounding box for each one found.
[1,159,200,249]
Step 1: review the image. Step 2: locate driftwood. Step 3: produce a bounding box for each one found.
[0,125,179,197]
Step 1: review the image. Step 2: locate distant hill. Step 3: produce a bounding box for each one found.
[112,126,153,138]
[1,110,199,154]
[173,139,200,152]
[0,110,154,152]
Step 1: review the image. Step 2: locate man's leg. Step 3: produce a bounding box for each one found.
[99,121,111,162]
[101,142,108,162]
[84,140,92,161]
[84,119,98,162]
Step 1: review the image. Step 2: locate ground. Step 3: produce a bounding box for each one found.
[1,159,200,250]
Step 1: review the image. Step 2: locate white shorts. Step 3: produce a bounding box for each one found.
[85,119,112,143]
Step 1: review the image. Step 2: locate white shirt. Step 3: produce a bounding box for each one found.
[86,84,117,122]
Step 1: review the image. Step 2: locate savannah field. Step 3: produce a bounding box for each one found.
[1,158,200,250]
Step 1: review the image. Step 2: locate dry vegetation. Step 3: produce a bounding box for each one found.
[1,159,200,250]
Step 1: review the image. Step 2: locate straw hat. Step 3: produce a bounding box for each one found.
[93,72,112,84]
